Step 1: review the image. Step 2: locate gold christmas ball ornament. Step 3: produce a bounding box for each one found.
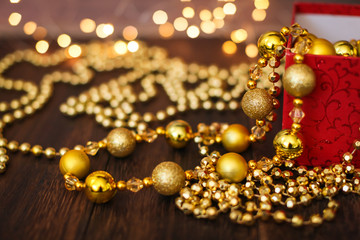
[216,152,248,183]
[59,150,90,179]
[165,120,192,148]
[257,31,287,59]
[222,124,250,153]
[84,171,117,203]
[106,127,136,157]
[283,63,316,98]
[308,38,336,55]
[152,161,186,196]
[334,41,357,57]
[241,88,273,119]
[273,129,303,160]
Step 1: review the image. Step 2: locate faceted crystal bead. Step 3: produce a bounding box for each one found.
[251,126,266,140]
[249,65,262,80]
[141,128,158,143]
[268,57,280,68]
[290,24,303,37]
[126,177,144,192]
[256,157,273,172]
[275,45,286,58]
[292,37,312,55]
[84,141,100,156]
[289,107,305,123]
[64,174,79,191]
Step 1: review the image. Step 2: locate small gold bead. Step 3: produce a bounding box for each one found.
[19,143,31,153]
[293,54,304,64]
[156,126,165,135]
[293,98,303,107]
[272,155,283,166]
[44,147,56,158]
[247,80,257,90]
[31,145,43,156]
[291,215,304,227]
[291,123,301,132]
[75,182,86,191]
[135,134,143,142]
[143,177,153,187]
[273,210,287,223]
[0,138,8,147]
[59,147,69,156]
[185,170,196,180]
[98,140,107,148]
[7,140,19,151]
[310,214,323,227]
[248,160,257,169]
[117,180,126,190]
[249,134,257,143]
[199,146,209,156]
[280,26,290,36]
[353,140,360,150]
[256,119,265,127]
[257,58,268,68]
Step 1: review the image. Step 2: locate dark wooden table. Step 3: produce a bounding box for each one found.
[0,39,359,240]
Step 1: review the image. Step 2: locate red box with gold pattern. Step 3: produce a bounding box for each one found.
[282,3,360,167]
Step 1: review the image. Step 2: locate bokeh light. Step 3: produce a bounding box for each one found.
[67,44,82,58]
[159,22,175,38]
[200,21,216,34]
[10,0,21,3]
[123,26,138,41]
[96,23,114,38]
[223,3,237,15]
[57,34,71,48]
[254,0,270,10]
[153,10,168,24]
[230,29,248,43]
[252,9,267,21]
[114,41,128,55]
[80,18,96,33]
[33,26,47,40]
[182,7,195,18]
[8,12,22,26]
[213,19,224,29]
[35,40,49,54]
[23,21,37,35]
[213,7,225,19]
[245,44,259,58]
[128,41,139,52]
[186,25,200,38]
[199,9,212,21]
[222,41,237,55]
[174,17,188,31]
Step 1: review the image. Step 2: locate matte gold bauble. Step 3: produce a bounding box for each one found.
[241,88,273,119]
[165,120,192,148]
[283,63,316,98]
[84,171,117,203]
[216,152,248,183]
[222,124,250,153]
[59,150,90,179]
[257,31,287,59]
[152,161,185,195]
[334,41,357,57]
[106,128,136,157]
[308,38,336,55]
[273,129,303,160]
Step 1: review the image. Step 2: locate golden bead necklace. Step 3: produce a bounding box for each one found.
[0,24,359,227]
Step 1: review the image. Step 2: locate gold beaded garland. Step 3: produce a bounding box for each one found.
[59,150,90,179]
[152,161,186,195]
[84,171,117,203]
[165,120,193,149]
[106,128,136,157]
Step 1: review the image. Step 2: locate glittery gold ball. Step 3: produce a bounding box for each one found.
[283,63,316,98]
[222,124,250,153]
[165,120,192,148]
[152,161,185,195]
[273,129,303,160]
[106,128,136,157]
[59,150,90,179]
[334,41,357,57]
[257,31,287,59]
[241,88,273,119]
[216,152,248,183]
[84,171,117,203]
[308,38,336,55]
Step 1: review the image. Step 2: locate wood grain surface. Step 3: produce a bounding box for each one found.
[0,39,359,240]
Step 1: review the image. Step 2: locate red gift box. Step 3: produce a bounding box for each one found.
[282,3,360,167]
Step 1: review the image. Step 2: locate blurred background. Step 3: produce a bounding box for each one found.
[0,0,359,58]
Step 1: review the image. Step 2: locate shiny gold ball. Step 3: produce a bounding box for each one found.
[165,120,192,148]
[334,41,357,57]
[283,63,316,98]
[84,171,117,203]
[152,161,185,195]
[106,128,136,157]
[241,88,273,119]
[273,129,303,160]
[222,124,250,153]
[308,38,336,55]
[216,152,248,183]
[59,150,90,179]
[257,31,287,59]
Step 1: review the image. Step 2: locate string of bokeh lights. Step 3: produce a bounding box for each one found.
[7,0,270,58]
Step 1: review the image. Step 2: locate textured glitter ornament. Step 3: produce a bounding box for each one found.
[283,63,316,98]
[241,88,273,119]
[152,161,186,195]
[106,128,136,157]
